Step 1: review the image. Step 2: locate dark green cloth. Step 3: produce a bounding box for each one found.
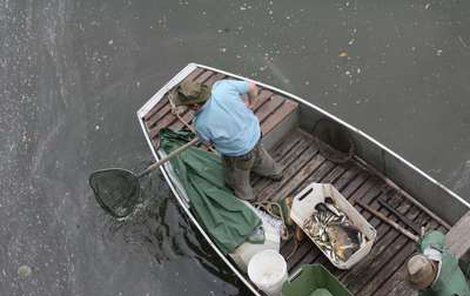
[310,288,333,296]
[417,231,470,296]
[159,128,261,254]
[281,264,352,296]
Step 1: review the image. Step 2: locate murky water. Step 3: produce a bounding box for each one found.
[1,0,470,295]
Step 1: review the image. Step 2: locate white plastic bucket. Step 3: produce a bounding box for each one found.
[247,250,288,296]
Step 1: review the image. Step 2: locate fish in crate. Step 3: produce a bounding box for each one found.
[290,183,376,269]
[303,197,365,263]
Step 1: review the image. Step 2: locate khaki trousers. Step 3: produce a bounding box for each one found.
[222,143,282,201]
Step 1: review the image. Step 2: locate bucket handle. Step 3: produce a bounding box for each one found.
[287,267,304,284]
[297,187,313,201]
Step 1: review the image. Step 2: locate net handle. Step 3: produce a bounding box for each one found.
[137,137,200,178]
[88,168,139,219]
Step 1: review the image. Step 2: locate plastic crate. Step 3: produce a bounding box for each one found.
[281,264,352,296]
[290,182,377,269]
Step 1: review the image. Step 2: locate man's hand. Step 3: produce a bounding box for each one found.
[246,81,257,109]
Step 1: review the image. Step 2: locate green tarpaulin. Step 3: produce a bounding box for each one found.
[159,129,261,254]
[417,231,470,296]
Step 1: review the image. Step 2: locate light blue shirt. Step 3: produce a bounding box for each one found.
[193,80,261,156]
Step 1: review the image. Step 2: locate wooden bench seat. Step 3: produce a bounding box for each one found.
[143,68,299,148]
[446,211,470,262]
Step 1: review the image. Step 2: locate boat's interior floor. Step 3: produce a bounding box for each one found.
[143,67,450,296]
[253,128,447,296]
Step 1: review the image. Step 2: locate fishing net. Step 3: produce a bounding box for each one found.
[160,128,261,254]
[88,129,261,254]
[312,119,356,164]
[89,169,140,218]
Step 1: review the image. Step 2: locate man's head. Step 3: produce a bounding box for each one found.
[172,80,211,109]
[406,254,437,290]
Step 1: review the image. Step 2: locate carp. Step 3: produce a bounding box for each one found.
[325,222,362,261]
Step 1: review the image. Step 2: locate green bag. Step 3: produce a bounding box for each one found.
[417,231,470,296]
[160,129,261,254]
[281,264,352,296]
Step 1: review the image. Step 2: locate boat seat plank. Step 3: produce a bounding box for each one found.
[445,211,470,261]
[184,67,205,82]
[261,100,298,136]
[143,96,169,123]
[146,102,172,129]
[205,73,226,86]
[252,90,274,111]
[144,67,298,149]
[149,112,177,139]
[194,70,215,83]
[256,95,286,124]
[143,68,204,121]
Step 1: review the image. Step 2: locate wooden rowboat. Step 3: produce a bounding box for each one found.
[137,63,470,296]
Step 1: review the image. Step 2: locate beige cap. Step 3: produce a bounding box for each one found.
[171,80,211,106]
[406,254,437,290]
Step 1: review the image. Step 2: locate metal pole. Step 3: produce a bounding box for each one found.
[377,198,421,234]
[137,137,200,178]
[356,200,419,242]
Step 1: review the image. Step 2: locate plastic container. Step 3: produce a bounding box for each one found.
[281,264,352,296]
[248,250,288,296]
[290,182,377,269]
[229,202,281,272]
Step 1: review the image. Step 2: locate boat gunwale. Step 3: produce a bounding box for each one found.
[190,63,470,212]
[136,63,263,296]
[136,63,470,296]
[138,62,470,213]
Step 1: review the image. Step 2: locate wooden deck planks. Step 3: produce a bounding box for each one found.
[259,152,325,202]
[142,67,452,296]
[256,95,286,124]
[144,68,298,147]
[143,68,204,121]
[146,103,172,129]
[253,131,314,194]
[252,90,274,111]
[144,96,169,123]
[194,70,215,83]
[361,217,441,295]
[205,73,226,86]
[360,211,444,295]
[145,69,225,141]
[261,100,298,135]
[342,198,423,293]
[268,129,449,296]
